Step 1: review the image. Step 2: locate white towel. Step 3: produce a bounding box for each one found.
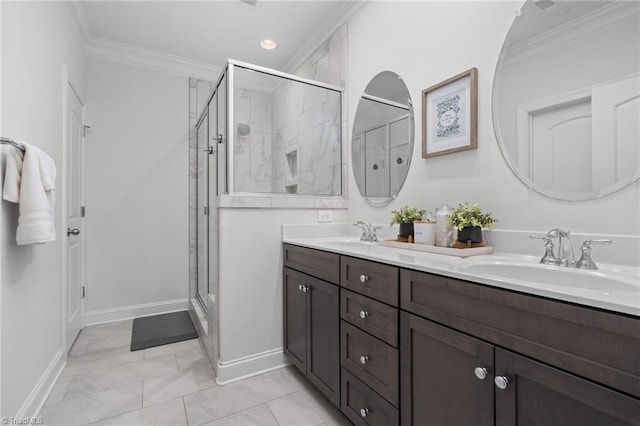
[3,145,23,203]
[2,143,56,245]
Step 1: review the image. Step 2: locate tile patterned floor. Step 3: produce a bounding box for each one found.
[40,320,349,426]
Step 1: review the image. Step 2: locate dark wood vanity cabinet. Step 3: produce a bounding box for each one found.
[339,256,400,425]
[283,245,340,407]
[401,312,494,426]
[401,269,640,426]
[283,243,640,425]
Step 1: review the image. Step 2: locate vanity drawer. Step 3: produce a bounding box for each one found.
[341,289,398,347]
[341,367,399,426]
[283,244,339,284]
[400,268,640,398]
[341,321,399,406]
[341,256,399,306]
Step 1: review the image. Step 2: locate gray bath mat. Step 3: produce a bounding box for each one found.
[130,311,198,351]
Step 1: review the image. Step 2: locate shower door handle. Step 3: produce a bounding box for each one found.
[203,146,214,155]
[67,228,80,237]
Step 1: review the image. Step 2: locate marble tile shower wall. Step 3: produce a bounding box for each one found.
[271,81,341,195]
[233,89,273,193]
[272,28,346,196]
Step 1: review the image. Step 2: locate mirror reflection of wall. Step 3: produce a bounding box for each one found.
[493,0,639,200]
[352,71,414,206]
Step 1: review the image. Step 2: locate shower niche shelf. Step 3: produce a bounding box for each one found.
[285,146,299,193]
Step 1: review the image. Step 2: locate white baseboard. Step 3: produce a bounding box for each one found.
[84,298,190,325]
[215,348,290,385]
[18,346,66,419]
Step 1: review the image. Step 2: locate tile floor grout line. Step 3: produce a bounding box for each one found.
[140,366,217,409]
[265,401,283,426]
[72,381,145,426]
[62,352,146,378]
[181,396,189,425]
[56,374,75,405]
[194,387,302,426]
[57,355,180,404]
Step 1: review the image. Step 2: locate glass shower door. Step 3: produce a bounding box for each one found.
[196,112,209,313]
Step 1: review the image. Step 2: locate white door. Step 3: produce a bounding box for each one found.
[530,100,592,194]
[65,83,85,353]
[591,76,640,189]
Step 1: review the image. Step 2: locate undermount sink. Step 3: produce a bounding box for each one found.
[319,239,379,251]
[459,259,638,295]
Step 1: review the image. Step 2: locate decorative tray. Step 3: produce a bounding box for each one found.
[379,240,494,258]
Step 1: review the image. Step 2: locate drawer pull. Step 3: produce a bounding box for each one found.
[359,274,369,283]
[494,376,509,390]
[474,367,488,380]
[359,355,370,365]
[359,310,369,319]
[360,408,371,418]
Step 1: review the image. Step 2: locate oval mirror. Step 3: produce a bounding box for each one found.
[352,71,414,206]
[493,1,639,201]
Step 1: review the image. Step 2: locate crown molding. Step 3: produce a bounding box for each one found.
[67,0,221,81]
[67,0,90,44]
[66,0,368,82]
[84,37,221,81]
[282,0,370,75]
[504,1,638,66]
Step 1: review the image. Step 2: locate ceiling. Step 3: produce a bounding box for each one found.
[76,0,362,73]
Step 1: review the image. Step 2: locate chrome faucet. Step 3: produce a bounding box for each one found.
[528,235,558,265]
[575,239,612,270]
[546,229,575,267]
[353,221,382,242]
[531,231,613,269]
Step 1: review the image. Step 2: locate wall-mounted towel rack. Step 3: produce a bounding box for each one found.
[0,137,26,152]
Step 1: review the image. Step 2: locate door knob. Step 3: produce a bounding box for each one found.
[67,228,80,237]
[494,376,509,390]
[474,367,488,380]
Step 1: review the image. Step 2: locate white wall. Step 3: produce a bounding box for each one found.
[0,1,85,416]
[84,57,189,321]
[347,1,640,235]
[217,208,348,365]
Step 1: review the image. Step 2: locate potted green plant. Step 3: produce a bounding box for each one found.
[391,205,426,237]
[449,203,497,243]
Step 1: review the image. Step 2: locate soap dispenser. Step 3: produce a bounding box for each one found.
[435,203,454,247]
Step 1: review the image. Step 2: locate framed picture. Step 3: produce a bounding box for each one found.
[422,67,478,158]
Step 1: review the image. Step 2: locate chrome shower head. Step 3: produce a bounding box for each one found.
[237,123,251,136]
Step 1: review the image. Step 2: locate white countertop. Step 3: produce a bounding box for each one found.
[283,236,640,317]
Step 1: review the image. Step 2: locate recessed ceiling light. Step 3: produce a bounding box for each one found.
[260,39,277,50]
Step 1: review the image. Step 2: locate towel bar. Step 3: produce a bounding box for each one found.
[0,137,26,152]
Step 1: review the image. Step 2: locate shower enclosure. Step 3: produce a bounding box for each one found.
[190,59,343,375]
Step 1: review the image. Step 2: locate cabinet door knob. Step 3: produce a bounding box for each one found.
[474,367,488,380]
[360,408,371,418]
[359,355,369,365]
[298,284,303,291]
[494,376,509,390]
[359,310,369,319]
[359,274,369,283]
[301,285,310,293]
